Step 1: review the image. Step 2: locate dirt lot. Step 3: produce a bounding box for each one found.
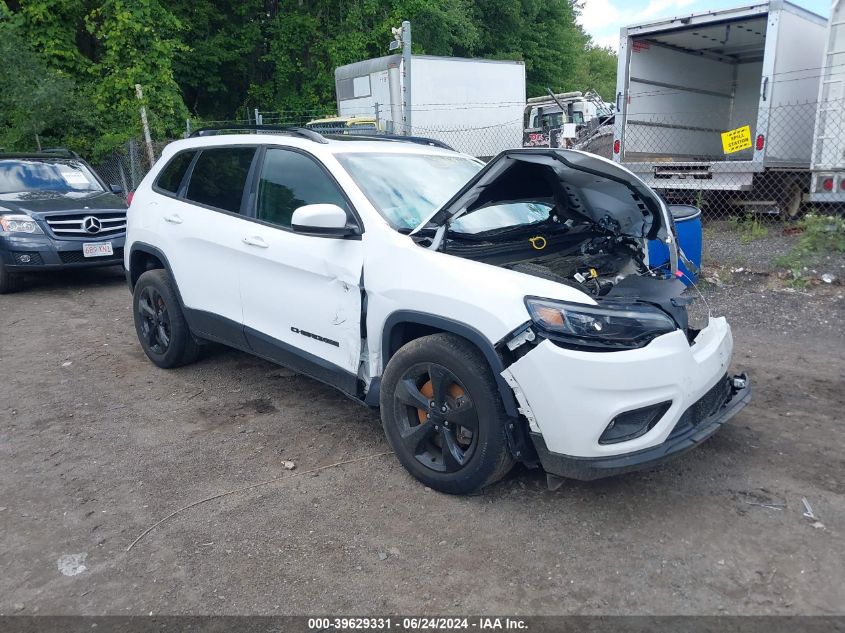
[2,230,844,615]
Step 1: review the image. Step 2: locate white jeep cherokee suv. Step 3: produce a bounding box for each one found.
[125,127,750,494]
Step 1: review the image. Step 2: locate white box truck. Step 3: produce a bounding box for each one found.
[808,0,845,205]
[612,1,828,215]
[334,55,526,158]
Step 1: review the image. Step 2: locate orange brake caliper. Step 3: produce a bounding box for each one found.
[416,380,465,424]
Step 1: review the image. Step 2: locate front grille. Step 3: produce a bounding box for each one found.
[59,247,124,264]
[667,375,730,440]
[12,251,44,265]
[45,210,126,238]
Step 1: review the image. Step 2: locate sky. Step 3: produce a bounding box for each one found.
[578,0,833,49]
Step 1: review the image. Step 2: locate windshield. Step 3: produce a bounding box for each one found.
[0,159,104,194]
[335,152,482,230]
[540,112,565,128]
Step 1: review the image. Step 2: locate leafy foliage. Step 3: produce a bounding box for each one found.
[84,0,188,152]
[1,0,617,157]
[0,21,96,154]
[728,213,770,244]
[775,213,845,282]
[576,45,618,102]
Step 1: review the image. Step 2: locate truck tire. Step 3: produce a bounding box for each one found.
[133,269,199,368]
[380,333,514,494]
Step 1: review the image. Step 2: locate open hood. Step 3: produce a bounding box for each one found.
[412,149,674,251]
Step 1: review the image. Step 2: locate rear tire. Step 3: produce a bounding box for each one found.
[0,262,23,294]
[133,269,198,368]
[380,333,514,494]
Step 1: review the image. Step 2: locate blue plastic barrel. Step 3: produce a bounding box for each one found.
[647,204,703,286]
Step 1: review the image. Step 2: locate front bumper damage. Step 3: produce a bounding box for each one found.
[532,374,750,481]
[502,316,750,481]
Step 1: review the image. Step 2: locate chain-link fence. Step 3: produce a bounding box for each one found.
[93,138,169,199]
[93,100,845,223]
[593,100,845,220]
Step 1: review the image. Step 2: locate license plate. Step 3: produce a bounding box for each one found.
[82,242,114,258]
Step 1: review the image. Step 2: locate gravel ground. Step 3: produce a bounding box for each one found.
[1,229,844,616]
[703,219,845,278]
[692,221,845,335]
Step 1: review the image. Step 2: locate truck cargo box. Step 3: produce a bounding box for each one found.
[613,1,827,196]
[335,55,525,158]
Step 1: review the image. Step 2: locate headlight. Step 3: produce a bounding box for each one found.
[525,296,677,350]
[0,214,43,234]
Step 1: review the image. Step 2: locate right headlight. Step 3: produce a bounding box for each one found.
[525,296,677,350]
[0,214,43,234]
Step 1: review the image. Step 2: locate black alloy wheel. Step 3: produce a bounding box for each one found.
[394,362,478,473]
[132,269,199,368]
[379,333,514,494]
[137,286,172,354]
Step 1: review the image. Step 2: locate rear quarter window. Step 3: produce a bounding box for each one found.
[185,147,256,213]
[155,151,196,194]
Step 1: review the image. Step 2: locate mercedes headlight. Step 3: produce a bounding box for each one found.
[0,214,43,234]
[525,296,677,350]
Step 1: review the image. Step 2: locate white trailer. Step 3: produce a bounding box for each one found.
[612,1,828,214]
[808,0,845,205]
[334,55,526,158]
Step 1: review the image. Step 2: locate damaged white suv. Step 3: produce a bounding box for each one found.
[125,127,750,494]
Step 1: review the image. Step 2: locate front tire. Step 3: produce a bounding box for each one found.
[380,333,514,494]
[133,269,198,368]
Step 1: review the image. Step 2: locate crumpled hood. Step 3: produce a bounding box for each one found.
[412,149,674,252]
[0,190,126,217]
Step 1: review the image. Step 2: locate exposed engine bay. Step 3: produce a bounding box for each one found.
[414,149,697,336]
[417,149,676,293]
[443,211,647,298]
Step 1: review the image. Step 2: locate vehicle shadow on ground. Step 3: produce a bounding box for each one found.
[9,265,126,294]
[486,422,750,505]
[191,340,748,510]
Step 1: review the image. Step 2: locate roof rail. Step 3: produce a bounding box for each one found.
[189,125,329,144]
[325,133,455,151]
[40,147,80,158]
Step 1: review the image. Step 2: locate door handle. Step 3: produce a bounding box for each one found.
[164,214,183,224]
[242,236,269,248]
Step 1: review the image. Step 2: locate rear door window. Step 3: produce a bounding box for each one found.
[155,151,196,195]
[185,147,256,213]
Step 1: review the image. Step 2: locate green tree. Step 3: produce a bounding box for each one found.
[578,45,618,101]
[84,0,188,153]
[168,1,264,119]
[1,0,617,155]
[171,0,481,120]
[473,0,588,98]
[0,24,95,153]
[3,0,187,156]
[2,0,92,76]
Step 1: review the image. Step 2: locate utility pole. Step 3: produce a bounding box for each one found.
[135,84,155,167]
[401,20,412,135]
[389,21,412,134]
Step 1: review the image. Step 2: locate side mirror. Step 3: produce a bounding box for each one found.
[110,184,124,194]
[291,204,358,237]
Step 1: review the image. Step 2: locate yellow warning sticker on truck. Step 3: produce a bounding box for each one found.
[721,125,752,154]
